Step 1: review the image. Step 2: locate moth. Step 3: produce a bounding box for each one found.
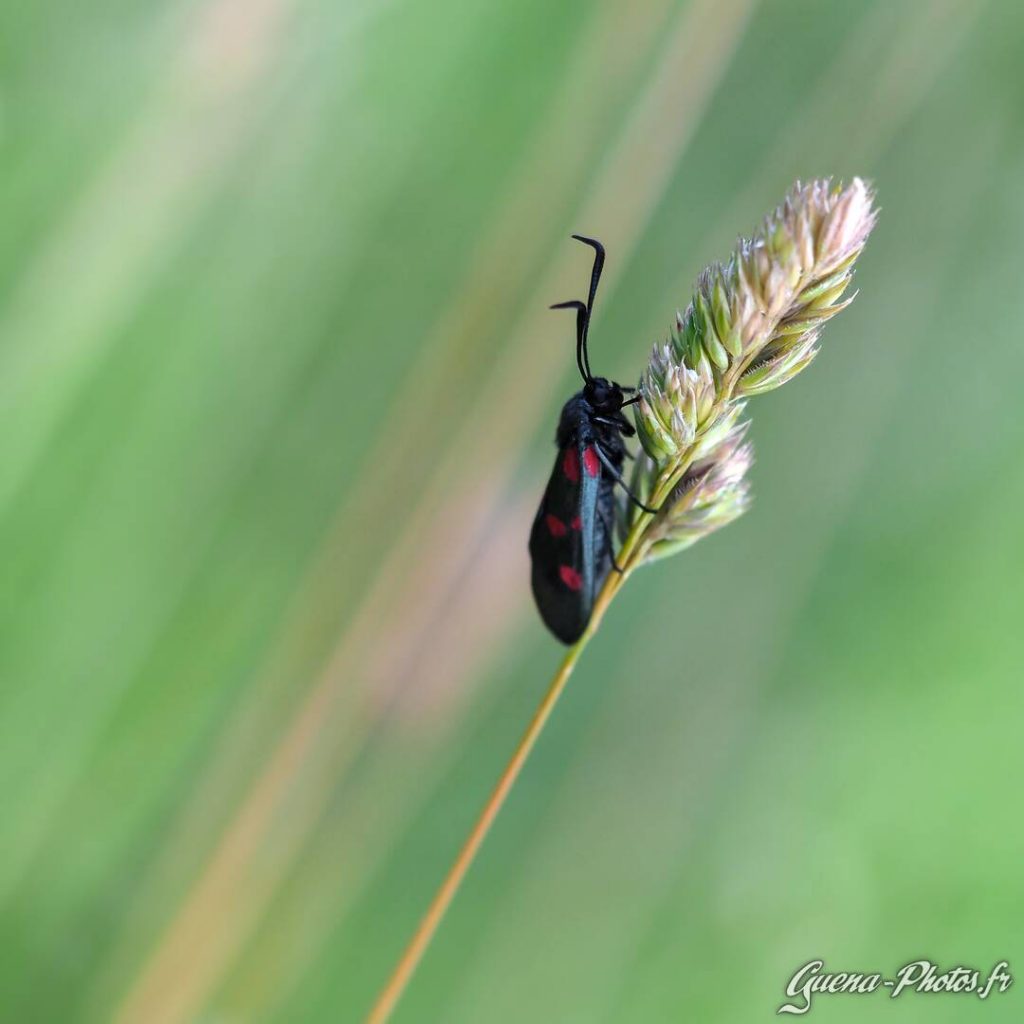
[529,235,654,644]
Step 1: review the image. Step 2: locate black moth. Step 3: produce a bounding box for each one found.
[529,235,654,644]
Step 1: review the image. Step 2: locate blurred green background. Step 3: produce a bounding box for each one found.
[2,0,1023,1021]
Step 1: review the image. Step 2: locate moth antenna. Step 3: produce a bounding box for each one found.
[550,299,591,385]
[570,234,605,378]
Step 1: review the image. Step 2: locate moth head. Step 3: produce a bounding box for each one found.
[585,376,625,413]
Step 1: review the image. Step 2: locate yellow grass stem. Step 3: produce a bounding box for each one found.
[364,524,648,1024]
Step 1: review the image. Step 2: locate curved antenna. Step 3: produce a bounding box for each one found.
[549,300,590,384]
[570,234,605,378]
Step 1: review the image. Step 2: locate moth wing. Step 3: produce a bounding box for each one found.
[529,441,601,644]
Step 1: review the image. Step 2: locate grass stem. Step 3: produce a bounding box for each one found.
[364,545,639,1023]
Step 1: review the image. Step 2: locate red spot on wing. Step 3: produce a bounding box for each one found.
[559,565,583,591]
[545,514,568,538]
[562,447,580,483]
[570,515,581,531]
[583,446,600,478]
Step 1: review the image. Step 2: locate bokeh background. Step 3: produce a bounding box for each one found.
[3,0,1023,1021]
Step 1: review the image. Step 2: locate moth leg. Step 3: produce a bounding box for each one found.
[592,415,636,438]
[593,445,658,514]
[599,505,624,574]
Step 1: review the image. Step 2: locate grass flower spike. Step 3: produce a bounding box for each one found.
[628,177,877,565]
[368,178,877,1024]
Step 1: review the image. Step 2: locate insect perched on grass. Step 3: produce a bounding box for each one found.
[529,235,655,644]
